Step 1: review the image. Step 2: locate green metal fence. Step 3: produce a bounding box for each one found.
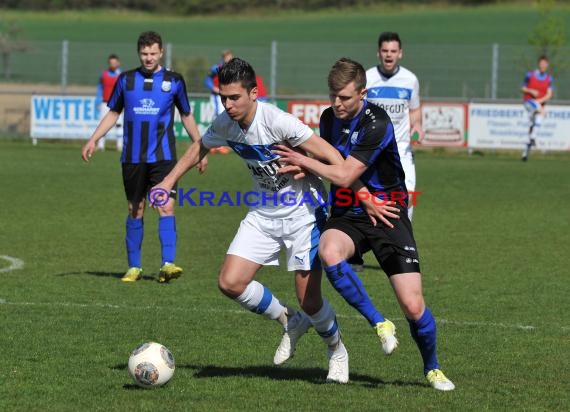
[3,40,570,99]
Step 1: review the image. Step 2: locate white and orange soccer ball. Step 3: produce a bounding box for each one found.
[128,342,175,388]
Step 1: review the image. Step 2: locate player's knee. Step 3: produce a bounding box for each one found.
[128,201,145,219]
[318,242,343,266]
[157,202,175,216]
[400,299,425,321]
[217,273,244,299]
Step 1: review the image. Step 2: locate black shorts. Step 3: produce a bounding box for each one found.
[324,207,421,276]
[122,160,178,203]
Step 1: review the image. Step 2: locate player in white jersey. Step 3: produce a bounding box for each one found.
[366,32,423,221]
[150,58,389,383]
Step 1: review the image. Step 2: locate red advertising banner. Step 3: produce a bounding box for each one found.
[288,100,330,129]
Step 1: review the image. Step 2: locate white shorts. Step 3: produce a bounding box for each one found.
[523,99,543,126]
[227,209,326,271]
[524,99,541,115]
[399,146,416,193]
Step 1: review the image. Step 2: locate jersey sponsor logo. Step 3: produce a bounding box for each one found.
[246,158,290,192]
[372,102,406,117]
[134,98,160,115]
[247,159,282,178]
[257,176,290,192]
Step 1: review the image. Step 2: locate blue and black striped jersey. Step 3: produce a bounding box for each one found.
[320,100,407,216]
[108,67,191,164]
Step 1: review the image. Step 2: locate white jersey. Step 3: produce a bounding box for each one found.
[366,65,420,153]
[202,101,326,220]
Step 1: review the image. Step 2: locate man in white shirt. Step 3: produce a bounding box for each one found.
[366,31,423,221]
[349,32,423,273]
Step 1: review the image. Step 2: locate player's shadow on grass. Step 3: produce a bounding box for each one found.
[112,363,424,389]
[112,363,156,390]
[56,270,155,281]
[179,363,424,388]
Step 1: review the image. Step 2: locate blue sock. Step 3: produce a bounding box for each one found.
[324,260,385,326]
[159,216,177,265]
[125,217,143,268]
[408,307,439,374]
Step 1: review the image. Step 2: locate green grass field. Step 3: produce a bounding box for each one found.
[5,4,570,45]
[0,138,569,411]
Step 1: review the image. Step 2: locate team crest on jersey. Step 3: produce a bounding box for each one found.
[398,89,409,99]
[350,131,359,144]
[161,81,172,92]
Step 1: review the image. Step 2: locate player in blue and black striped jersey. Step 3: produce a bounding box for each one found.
[82,31,207,283]
[274,58,455,391]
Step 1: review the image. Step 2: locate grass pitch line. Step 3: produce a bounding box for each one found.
[0,255,24,273]
[0,298,545,331]
[437,318,536,331]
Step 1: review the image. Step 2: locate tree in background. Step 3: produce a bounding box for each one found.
[527,0,567,82]
[0,19,28,80]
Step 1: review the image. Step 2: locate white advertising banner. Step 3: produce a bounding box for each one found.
[468,103,570,151]
[31,95,99,139]
[421,103,467,147]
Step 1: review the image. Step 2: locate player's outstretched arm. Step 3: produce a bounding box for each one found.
[410,107,424,142]
[521,85,539,98]
[296,133,344,165]
[274,142,366,188]
[537,88,553,105]
[275,133,343,180]
[351,180,400,228]
[81,110,120,162]
[276,143,399,226]
[276,135,399,227]
[180,113,208,174]
[149,140,208,208]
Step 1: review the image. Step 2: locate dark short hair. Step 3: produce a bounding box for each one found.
[538,54,549,62]
[108,54,119,60]
[378,32,402,48]
[328,57,366,93]
[218,57,257,92]
[137,31,162,51]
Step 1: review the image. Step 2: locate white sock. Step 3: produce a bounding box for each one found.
[235,280,286,321]
[308,299,340,347]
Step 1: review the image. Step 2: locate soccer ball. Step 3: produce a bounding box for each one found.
[128,342,175,388]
